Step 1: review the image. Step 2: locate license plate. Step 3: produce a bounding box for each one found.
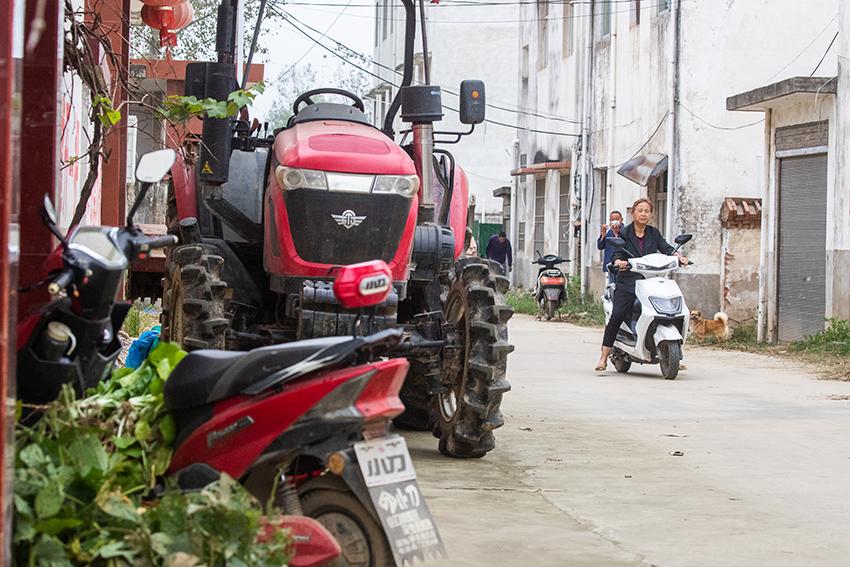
[353,435,447,564]
[354,436,417,487]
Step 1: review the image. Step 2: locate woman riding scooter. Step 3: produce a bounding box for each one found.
[595,198,688,372]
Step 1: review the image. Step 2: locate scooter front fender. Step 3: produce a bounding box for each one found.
[653,324,683,346]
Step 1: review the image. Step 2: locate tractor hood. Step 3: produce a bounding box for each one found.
[275,121,416,176]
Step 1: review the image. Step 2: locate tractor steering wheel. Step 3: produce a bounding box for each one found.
[292,88,366,115]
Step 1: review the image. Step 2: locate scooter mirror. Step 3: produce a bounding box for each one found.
[674,233,693,245]
[136,149,176,184]
[42,195,58,226]
[606,236,626,249]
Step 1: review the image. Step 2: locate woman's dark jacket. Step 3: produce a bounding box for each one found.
[610,223,675,293]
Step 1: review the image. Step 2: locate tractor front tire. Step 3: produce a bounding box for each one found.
[161,244,228,351]
[434,259,514,458]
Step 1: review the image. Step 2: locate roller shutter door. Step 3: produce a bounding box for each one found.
[777,154,827,342]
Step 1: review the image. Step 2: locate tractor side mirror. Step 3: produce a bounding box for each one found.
[674,233,693,245]
[459,80,486,125]
[334,260,393,309]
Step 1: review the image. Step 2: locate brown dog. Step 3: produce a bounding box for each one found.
[690,310,731,340]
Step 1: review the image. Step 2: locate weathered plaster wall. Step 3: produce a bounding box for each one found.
[722,227,761,326]
[832,2,850,320]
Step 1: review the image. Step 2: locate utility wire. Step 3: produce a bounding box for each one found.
[276,5,582,124]
[677,101,763,131]
[810,31,839,76]
[282,0,676,23]
[271,6,580,137]
[764,13,838,83]
[276,0,355,79]
[280,0,669,8]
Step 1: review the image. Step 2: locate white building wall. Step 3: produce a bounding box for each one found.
[519,0,840,312]
[372,1,520,215]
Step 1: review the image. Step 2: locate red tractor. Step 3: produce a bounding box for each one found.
[162,0,513,458]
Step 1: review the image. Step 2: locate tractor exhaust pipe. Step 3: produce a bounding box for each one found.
[402,87,442,223]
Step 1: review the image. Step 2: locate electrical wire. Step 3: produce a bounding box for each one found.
[764,13,838,83]
[281,0,676,24]
[810,31,839,76]
[677,101,763,131]
[271,5,580,137]
[280,0,667,8]
[276,5,583,124]
[276,0,355,79]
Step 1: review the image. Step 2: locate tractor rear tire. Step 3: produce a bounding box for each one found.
[161,244,228,351]
[434,259,514,458]
[393,360,434,431]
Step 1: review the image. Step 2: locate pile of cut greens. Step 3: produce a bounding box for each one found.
[13,342,291,566]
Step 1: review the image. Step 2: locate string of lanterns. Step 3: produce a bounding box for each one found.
[140,0,194,47]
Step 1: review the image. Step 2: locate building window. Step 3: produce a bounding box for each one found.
[382,0,388,40]
[558,175,570,258]
[597,0,612,39]
[631,0,640,26]
[657,0,670,14]
[534,177,546,255]
[562,2,574,57]
[537,0,548,70]
[518,222,526,250]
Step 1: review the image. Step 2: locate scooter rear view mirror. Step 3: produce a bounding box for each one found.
[42,195,58,226]
[136,149,176,184]
[606,237,626,249]
[674,233,693,245]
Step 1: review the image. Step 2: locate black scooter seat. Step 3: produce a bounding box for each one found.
[164,336,349,410]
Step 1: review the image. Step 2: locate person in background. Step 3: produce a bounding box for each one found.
[597,210,624,284]
[486,231,513,273]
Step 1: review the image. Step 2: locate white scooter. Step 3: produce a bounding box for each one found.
[602,234,693,380]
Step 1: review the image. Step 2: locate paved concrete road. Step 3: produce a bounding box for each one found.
[403,315,850,567]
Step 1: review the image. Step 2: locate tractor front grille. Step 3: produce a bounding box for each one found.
[283,190,411,265]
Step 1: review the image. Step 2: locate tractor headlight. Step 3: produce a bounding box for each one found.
[275,166,327,191]
[326,172,375,193]
[373,174,420,198]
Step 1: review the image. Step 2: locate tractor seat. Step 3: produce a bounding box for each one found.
[289,103,372,127]
[164,337,350,411]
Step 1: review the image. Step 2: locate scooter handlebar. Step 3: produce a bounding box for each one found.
[47,267,75,295]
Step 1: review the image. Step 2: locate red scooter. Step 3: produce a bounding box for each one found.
[165,260,445,566]
[17,149,344,567]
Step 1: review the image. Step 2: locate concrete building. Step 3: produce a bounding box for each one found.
[514,0,839,337]
[369,0,520,214]
[726,3,849,343]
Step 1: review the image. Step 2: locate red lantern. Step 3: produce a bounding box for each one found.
[139,0,183,7]
[141,0,194,47]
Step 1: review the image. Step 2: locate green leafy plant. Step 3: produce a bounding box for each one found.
[506,276,606,326]
[122,300,161,338]
[13,342,291,566]
[790,318,850,356]
[157,82,266,124]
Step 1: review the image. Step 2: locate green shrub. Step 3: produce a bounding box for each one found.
[506,276,606,326]
[790,318,850,356]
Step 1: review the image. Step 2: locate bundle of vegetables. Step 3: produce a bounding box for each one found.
[13,342,291,566]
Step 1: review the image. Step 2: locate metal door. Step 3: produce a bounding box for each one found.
[777,154,828,341]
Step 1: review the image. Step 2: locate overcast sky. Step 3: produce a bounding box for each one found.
[249,3,376,119]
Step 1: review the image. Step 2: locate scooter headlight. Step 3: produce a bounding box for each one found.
[648,296,682,315]
[373,174,420,198]
[276,166,328,191]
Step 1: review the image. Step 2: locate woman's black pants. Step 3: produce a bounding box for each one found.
[602,288,637,348]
